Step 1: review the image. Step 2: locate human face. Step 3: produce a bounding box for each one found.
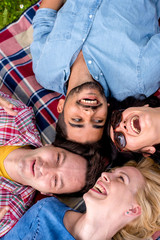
[62,82,108,143]
[17,145,87,194]
[84,166,144,218]
[110,106,158,153]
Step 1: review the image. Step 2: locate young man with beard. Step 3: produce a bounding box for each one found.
[30,0,160,144]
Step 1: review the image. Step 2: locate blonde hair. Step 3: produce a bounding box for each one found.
[113,157,160,240]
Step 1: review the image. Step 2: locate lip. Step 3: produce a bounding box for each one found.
[92,180,108,195]
[78,94,101,107]
[130,115,141,134]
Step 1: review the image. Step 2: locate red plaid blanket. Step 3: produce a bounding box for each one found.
[0,2,160,239]
[0,0,64,144]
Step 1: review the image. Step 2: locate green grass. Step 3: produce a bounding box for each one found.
[0,0,38,29]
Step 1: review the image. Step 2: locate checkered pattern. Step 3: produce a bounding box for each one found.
[0,0,64,145]
[0,176,35,237]
[0,2,160,239]
[0,91,42,147]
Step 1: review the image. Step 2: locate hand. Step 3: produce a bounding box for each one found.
[0,206,9,220]
[40,0,66,10]
[0,96,17,116]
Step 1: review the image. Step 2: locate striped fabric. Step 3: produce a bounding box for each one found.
[0,91,42,147]
[0,176,35,237]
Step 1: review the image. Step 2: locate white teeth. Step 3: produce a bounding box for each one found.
[131,116,140,134]
[81,99,98,104]
[93,183,106,195]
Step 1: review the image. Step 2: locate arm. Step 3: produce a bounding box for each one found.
[40,0,66,10]
[31,0,66,73]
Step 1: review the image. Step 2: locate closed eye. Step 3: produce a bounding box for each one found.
[57,153,60,166]
[118,175,125,183]
[55,175,57,187]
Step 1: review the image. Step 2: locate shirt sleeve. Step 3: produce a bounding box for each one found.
[0,177,35,237]
[30,8,57,72]
[13,106,42,147]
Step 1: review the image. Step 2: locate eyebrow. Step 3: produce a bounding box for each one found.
[69,122,84,128]
[69,122,105,129]
[93,124,105,129]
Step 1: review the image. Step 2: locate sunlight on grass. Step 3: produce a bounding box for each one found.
[0,0,38,29]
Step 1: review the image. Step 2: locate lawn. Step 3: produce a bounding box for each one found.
[0,0,38,29]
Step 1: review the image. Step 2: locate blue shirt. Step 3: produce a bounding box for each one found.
[31,0,160,101]
[2,197,75,240]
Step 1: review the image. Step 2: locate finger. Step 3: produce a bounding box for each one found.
[0,207,9,220]
[0,97,12,108]
[3,107,18,116]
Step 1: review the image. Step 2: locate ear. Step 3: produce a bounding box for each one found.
[125,205,141,217]
[40,192,53,196]
[57,99,65,113]
[141,146,156,157]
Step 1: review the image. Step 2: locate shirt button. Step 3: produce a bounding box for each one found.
[89,14,93,19]
[88,60,92,64]
[100,72,103,76]
[95,76,98,80]
[82,38,85,42]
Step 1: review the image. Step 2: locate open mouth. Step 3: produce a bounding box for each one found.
[130,116,141,134]
[78,97,101,107]
[92,181,107,195]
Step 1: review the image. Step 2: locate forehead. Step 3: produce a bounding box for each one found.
[66,125,103,143]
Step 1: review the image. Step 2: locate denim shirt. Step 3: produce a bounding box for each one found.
[31,0,160,101]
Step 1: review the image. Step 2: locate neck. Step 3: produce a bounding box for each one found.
[64,210,122,240]
[66,51,94,95]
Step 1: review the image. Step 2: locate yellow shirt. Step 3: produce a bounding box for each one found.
[0,145,21,180]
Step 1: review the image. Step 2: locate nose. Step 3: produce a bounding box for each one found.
[83,107,95,114]
[101,172,110,183]
[40,164,53,176]
[115,120,127,132]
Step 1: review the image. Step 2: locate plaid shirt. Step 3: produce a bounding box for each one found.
[0,91,42,236]
[0,177,36,237]
[0,91,42,147]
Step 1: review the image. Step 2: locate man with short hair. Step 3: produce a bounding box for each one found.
[31,0,160,144]
[0,91,104,237]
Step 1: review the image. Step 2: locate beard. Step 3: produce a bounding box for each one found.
[65,81,105,100]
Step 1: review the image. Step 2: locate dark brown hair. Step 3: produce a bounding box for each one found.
[53,133,108,197]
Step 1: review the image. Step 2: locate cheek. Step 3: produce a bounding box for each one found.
[34,179,51,192]
[125,137,142,151]
[65,104,79,115]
